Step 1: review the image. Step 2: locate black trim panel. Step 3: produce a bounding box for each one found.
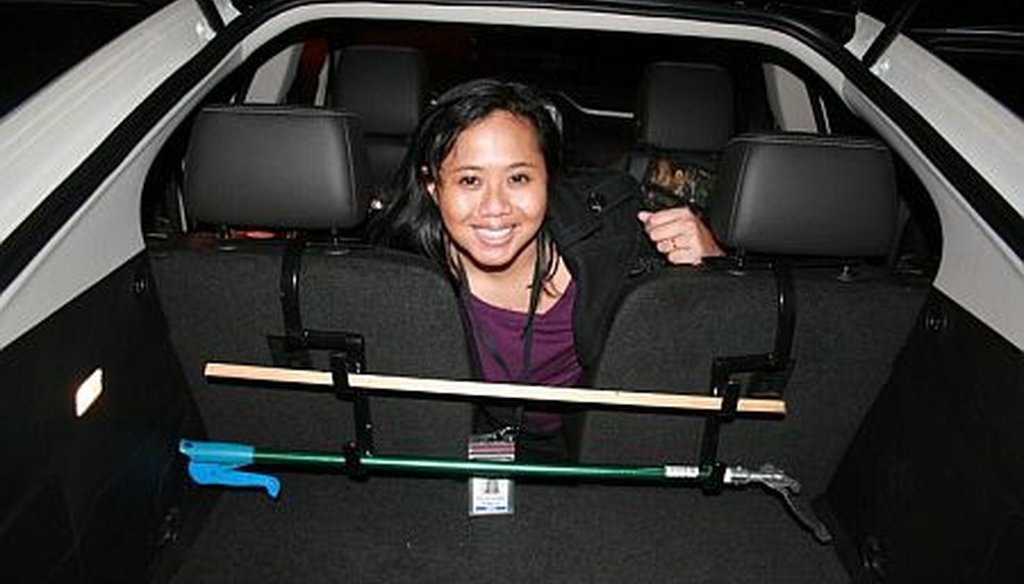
[195,0,226,33]
[824,288,1024,581]
[0,253,205,581]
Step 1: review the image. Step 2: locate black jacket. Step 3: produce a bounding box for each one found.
[548,169,661,384]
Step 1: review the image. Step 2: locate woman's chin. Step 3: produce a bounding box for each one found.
[466,250,517,271]
[462,241,533,273]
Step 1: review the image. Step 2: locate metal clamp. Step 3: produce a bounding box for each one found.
[726,464,833,544]
[331,352,374,463]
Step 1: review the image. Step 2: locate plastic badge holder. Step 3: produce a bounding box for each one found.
[467,433,515,516]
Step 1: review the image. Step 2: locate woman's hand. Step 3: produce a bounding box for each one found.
[638,207,724,265]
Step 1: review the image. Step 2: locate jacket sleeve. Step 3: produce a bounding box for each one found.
[548,170,663,382]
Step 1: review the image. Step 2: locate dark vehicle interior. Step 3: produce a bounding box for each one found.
[134,19,941,582]
[9,11,1022,584]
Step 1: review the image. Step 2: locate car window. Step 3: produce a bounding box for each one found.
[0,0,166,117]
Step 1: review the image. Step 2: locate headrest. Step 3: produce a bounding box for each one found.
[707,133,898,257]
[638,62,735,152]
[332,45,426,136]
[184,105,370,230]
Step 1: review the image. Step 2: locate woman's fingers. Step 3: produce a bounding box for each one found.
[638,207,723,265]
[639,207,700,244]
[667,246,703,265]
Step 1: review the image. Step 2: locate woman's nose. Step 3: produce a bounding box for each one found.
[477,180,512,216]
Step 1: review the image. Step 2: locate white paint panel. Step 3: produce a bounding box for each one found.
[232,3,848,92]
[846,14,1024,350]
[763,63,817,132]
[245,43,303,103]
[0,48,244,349]
[844,87,1024,351]
[850,14,1024,218]
[0,0,212,244]
[0,29,244,351]
[212,0,242,23]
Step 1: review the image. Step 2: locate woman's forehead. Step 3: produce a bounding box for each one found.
[442,111,544,168]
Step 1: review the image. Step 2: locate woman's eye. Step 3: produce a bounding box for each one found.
[509,173,531,185]
[457,175,480,187]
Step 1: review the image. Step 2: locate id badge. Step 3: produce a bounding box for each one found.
[467,432,515,516]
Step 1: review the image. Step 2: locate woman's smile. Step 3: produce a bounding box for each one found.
[473,224,517,245]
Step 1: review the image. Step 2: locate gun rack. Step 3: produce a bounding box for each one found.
[181,356,832,543]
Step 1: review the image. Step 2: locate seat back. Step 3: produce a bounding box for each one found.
[331,45,427,195]
[628,62,735,209]
[151,105,473,457]
[583,133,929,496]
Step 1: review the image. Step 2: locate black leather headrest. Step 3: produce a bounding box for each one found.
[708,133,898,257]
[184,105,370,230]
[332,45,426,136]
[638,62,734,152]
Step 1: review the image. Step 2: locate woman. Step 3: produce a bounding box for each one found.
[373,79,721,458]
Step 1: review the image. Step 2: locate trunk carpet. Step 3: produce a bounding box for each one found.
[170,472,847,582]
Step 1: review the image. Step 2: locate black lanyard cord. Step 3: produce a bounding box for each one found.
[460,233,557,384]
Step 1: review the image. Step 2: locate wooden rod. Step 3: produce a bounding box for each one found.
[205,362,786,415]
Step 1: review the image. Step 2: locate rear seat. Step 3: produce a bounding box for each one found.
[150,104,473,457]
[330,45,427,203]
[628,62,735,209]
[582,133,929,497]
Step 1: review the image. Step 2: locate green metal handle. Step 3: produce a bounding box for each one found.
[253,448,702,482]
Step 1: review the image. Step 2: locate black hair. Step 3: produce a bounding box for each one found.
[370,78,562,278]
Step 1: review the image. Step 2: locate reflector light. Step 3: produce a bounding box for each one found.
[75,369,103,417]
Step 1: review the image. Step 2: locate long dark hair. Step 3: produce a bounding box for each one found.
[371,78,563,281]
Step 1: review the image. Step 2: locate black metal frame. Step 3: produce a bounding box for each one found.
[698,258,795,493]
[332,352,372,477]
[268,237,372,471]
[268,237,366,366]
[269,245,798,493]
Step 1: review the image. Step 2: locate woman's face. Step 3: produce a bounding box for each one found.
[429,110,548,276]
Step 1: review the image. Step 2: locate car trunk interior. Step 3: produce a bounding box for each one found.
[5,13,978,584]
[129,20,944,583]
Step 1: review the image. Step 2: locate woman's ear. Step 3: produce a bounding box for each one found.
[421,166,438,202]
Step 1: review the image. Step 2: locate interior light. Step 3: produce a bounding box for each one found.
[75,368,103,417]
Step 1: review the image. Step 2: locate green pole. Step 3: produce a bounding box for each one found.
[252,448,702,483]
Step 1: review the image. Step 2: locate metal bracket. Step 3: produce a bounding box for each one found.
[727,464,833,544]
[331,351,373,469]
[698,259,796,492]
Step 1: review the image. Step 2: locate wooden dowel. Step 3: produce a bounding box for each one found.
[205,362,786,415]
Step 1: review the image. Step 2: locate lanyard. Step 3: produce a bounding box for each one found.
[463,239,547,384]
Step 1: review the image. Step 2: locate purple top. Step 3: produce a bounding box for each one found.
[466,281,582,433]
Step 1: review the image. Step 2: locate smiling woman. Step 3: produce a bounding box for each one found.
[369,78,724,459]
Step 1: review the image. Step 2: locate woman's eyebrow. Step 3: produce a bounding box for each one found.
[508,161,540,170]
[446,161,540,173]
